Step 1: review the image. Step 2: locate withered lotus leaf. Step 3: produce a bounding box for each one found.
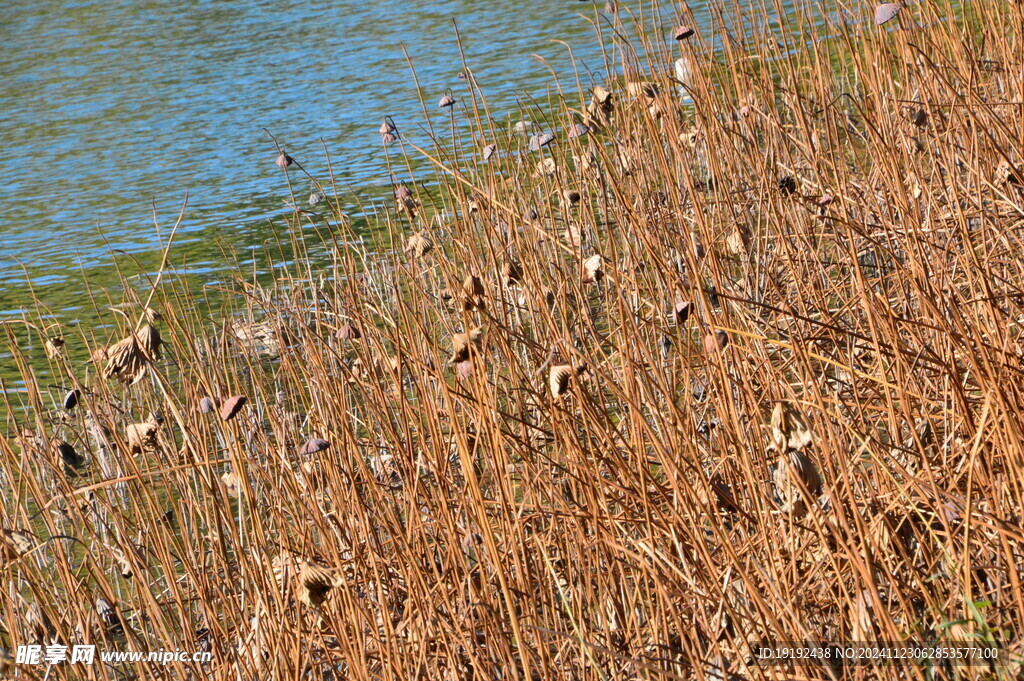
[220,395,247,421]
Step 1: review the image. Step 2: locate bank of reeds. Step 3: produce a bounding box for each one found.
[3,1,1024,679]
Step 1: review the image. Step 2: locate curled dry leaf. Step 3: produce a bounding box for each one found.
[54,439,85,468]
[582,254,604,283]
[296,461,321,493]
[2,529,35,558]
[585,85,615,129]
[502,260,523,286]
[529,132,556,152]
[703,330,729,354]
[681,127,700,148]
[405,231,433,258]
[550,363,587,399]
[230,320,289,358]
[462,274,486,311]
[44,337,65,359]
[727,223,751,255]
[455,359,474,381]
[298,562,340,608]
[103,325,162,385]
[770,402,813,452]
[463,274,485,297]
[772,449,822,515]
[396,187,419,214]
[534,158,557,177]
[221,471,242,496]
[137,324,162,359]
[199,396,217,414]
[336,322,361,340]
[449,327,484,364]
[648,96,671,121]
[514,120,536,136]
[88,346,109,365]
[626,82,660,101]
[564,222,583,248]
[995,160,1023,186]
[272,552,342,608]
[126,412,163,455]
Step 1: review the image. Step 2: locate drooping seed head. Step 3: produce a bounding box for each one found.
[567,122,590,139]
[300,438,331,455]
[674,24,695,40]
[53,439,84,468]
[673,300,691,325]
[874,2,901,26]
[63,389,80,411]
[777,175,797,196]
[220,395,247,421]
[529,132,555,152]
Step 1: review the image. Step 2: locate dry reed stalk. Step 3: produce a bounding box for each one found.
[4,2,1024,678]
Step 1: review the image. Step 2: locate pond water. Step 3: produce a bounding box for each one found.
[1,0,669,311]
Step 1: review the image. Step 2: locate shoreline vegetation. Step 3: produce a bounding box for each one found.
[4,1,1024,678]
